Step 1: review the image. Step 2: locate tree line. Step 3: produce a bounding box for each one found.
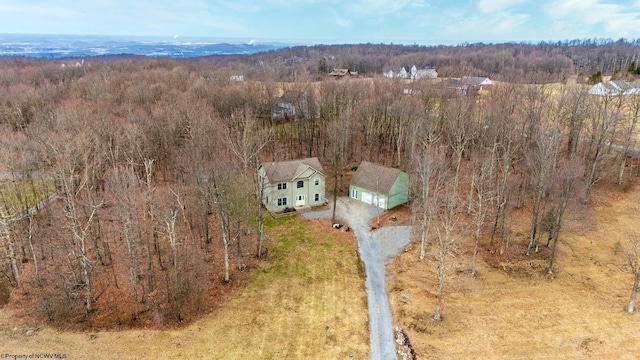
[215,38,640,83]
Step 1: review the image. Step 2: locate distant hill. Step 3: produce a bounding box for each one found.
[0,34,290,58]
[3,34,640,85]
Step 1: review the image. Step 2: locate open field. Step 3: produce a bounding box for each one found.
[0,216,369,359]
[0,180,56,217]
[387,182,640,359]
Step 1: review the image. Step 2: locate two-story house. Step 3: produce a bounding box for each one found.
[259,157,326,212]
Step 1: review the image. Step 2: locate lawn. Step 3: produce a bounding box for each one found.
[0,180,56,217]
[0,216,369,359]
[387,182,640,359]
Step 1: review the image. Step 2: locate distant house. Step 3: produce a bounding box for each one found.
[432,78,466,96]
[382,68,393,78]
[272,99,296,120]
[384,65,437,80]
[259,157,326,212]
[461,76,493,91]
[410,65,438,80]
[272,91,310,121]
[626,149,640,167]
[383,66,408,79]
[397,67,409,79]
[589,81,640,96]
[349,161,409,210]
[329,69,352,78]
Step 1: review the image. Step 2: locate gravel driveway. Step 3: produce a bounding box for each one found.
[303,197,413,360]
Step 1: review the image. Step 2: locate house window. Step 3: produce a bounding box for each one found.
[297,180,304,188]
[277,183,287,190]
[314,193,320,202]
[277,197,288,206]
[314,179,320,186]
[351,189,358,199]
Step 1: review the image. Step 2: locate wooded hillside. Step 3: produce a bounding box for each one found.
[0,40,639,328]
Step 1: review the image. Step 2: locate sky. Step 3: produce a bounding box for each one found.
[1,0,640,45]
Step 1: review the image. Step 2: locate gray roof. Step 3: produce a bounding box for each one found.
[461,76,491,86]
[589,81,640,96]
[329,69,350,77]
[261,157,324,183]
[350,161,403,194]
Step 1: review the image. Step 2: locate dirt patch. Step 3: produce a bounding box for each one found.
[484,242,552,277]
[369,203,412,228]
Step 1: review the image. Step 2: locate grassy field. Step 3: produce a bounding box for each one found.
[0,180,56,217]
[387,182,640,359]
[0,216,369,359]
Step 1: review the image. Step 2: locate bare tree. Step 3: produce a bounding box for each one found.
[0,210,21,288]
[209,157,243,283]
[616,233,640,313]
[582,95,622,202]
[106,166,146,312]
[558,86,589,158]
[221,108,273,258]
[546,158,581,275]
[441,97,476,191]
[326,109,351,225]
[525,124,561,256]
[481,85,522,248]
[433,168,456,322]
[470,153,493,277]
[411,123,443,260]
[617,94,640,184]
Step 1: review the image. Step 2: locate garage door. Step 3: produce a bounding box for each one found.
[361,192,373,204]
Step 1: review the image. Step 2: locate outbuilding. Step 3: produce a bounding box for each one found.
[349,161,409,210]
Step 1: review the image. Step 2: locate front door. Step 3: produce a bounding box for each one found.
[296,195,306,206]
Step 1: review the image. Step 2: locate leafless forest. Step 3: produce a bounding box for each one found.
[1,40,640,328]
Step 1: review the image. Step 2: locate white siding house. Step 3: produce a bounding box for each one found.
[589,81,640,96]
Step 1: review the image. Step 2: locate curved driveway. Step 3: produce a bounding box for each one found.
[303,197,412,360]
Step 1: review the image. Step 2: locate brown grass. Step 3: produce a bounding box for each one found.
[0,217,368,359]
[387,181,640,359]
[369,203,413,228]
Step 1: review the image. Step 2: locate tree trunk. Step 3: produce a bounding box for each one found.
[471,229,480,277]
[419,226,429,261]
[331,167,338,225]
[256,172,264,258]
[1,219,21,288]
[434,243,446,321]
[627,272,639,313]
[235,220,243,270]
[26,216,40,286]
[222,218,230,283]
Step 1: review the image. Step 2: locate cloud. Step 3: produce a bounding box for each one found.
[334,16,352,27]
[545,0,640,38]
[478,0,527,14]
[345,0,411,15]
[492,12,529,34]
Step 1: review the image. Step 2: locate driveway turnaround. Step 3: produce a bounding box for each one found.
[303,197,412,360]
